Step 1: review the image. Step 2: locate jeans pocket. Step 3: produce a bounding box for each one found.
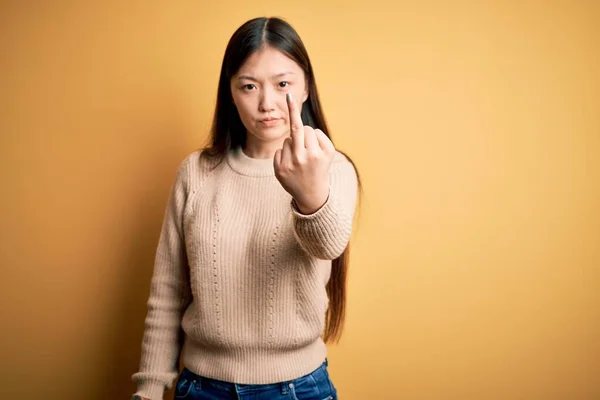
[291,368,336,400]
[174,377,193,399]
[174,370,202,399]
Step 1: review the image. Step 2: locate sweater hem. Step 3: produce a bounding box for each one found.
[181,336,327,384]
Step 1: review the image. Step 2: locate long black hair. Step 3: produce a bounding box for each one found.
[202,16,362,343]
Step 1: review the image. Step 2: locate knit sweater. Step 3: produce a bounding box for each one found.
[132,146,358,400]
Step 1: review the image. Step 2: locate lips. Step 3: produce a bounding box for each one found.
[258,118,281,127]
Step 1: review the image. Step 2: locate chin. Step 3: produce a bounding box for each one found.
[252,127,288,141]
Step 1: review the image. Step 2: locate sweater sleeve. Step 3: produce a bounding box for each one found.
[291,154,359,260]
[132,155,193,400]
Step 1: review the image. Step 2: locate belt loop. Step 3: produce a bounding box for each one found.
[194,376,202,391]
[281,381,291,395]
[325,358,329,366]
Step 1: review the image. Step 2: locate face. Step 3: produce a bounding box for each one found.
[231,45,309,147]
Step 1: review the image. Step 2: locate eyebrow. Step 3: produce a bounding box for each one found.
[237,72,296,81]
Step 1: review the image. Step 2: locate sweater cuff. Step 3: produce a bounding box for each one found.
[134,380,165,400]
[291,189,352,260]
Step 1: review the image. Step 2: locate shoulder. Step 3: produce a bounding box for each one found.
[331,150,358,174]
[178,148,223,175]
[174,148,226,191]
[329,149,359,191]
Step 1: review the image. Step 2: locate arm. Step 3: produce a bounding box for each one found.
[291,157,358,260]
[131,156,192,400]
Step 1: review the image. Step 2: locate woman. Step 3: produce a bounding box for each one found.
[132,16,361,400]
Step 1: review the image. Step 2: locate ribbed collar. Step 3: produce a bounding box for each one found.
[226,146,275,177]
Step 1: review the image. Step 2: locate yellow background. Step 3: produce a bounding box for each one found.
[1,1,598,399]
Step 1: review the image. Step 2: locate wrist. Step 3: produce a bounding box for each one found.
[294,188,329,215]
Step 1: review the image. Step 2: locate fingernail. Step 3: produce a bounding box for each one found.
[286,92,293,103]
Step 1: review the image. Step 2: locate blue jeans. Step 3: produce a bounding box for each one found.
[173,360,338,400]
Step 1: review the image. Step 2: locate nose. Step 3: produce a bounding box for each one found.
[258,86,277,112]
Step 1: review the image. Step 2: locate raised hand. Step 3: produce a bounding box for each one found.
[273,92,336,214]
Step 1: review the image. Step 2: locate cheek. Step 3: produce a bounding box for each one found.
[233,97,254,120]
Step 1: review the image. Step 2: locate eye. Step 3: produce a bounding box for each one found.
[279,81,290,88]
[243,84,256,91]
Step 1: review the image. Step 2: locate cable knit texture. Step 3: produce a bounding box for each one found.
[132,146,358,400]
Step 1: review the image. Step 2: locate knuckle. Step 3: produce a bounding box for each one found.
[278,164,290,174]
[292,153,306,166]
[307,150,320,161]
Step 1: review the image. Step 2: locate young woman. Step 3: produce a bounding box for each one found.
[132,16,361,400]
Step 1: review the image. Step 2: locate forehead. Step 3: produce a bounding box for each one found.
[236,46,303,77]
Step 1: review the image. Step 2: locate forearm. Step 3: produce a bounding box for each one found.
[292,160,358,260]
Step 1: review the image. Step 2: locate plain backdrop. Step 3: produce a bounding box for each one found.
[1,1,598,399]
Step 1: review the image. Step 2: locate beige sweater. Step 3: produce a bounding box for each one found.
[132,146,358,400]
